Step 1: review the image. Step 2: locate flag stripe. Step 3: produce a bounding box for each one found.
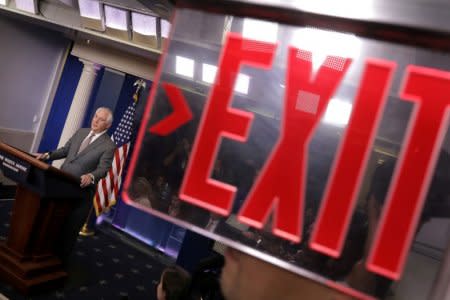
[102,177,109,208]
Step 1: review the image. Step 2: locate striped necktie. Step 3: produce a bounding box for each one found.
[78,133,94,154]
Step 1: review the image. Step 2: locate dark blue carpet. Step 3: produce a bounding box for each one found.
[0,199,170,300]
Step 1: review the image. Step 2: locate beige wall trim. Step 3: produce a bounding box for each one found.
[71,39,158,81]
[0,127,35,152]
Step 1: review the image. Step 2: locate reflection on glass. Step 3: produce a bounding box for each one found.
[202,63,217,84]
[175,56,195,78]
[323,98,352,126]
[127,9,450,300]
[234,73,250,94]
[242,18,279,43]
[289,0,376,19]
[291,28,361,71]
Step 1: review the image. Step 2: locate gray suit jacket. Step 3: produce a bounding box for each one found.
[49,128,116,185]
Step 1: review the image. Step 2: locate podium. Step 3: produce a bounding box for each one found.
[0,141,82,294]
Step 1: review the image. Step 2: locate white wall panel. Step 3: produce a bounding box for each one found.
[0,16,69,142]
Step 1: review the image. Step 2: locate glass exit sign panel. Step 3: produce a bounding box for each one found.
[124,6,450,299]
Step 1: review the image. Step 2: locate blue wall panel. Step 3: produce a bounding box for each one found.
[83,68,123,129]
[38,54,83,152]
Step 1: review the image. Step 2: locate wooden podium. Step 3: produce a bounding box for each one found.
[0,141,82,294]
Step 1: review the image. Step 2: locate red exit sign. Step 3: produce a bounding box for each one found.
[136,32,450,281]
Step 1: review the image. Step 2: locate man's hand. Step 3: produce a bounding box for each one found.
[80,174,94,188]
[36,153,50,161]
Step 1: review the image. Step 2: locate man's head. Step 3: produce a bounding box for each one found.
[157,266,191,300]
[91,107,113,133]
[220,247,354,300]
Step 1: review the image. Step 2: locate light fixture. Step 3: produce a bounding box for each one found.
[79,0,101,19]
[242,18,278,43]
[104,5,130,40]
[175,56,195,78]
[105,5,128,30]
[235,74,250,95]
[132,12,156,36]
[291,28,361,72]
[131,12,157,47]
[160,19,171,49]
[202,63,217,84]
[15,0,38,14]
[160,19,171,39]
[323,98,352,126]
[202,64,250,94]
[78,0,104,31]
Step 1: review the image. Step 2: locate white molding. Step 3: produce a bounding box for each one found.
[0,127,34,151]
[71,39,157,80]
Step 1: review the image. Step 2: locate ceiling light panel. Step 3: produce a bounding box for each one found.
[242,18,278,43]
[323,98,353,126]
[104,5,128,31]
[161,19,171,39]
[235,73,250,94]
[176,56,195,78]
[131,12,157,36]
[78,0,102,20]
[15,0,38,14]
[202,63,217,84]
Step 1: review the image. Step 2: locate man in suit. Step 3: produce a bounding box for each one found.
[37,107,116,264]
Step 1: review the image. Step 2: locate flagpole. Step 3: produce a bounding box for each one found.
[79,204,95,236]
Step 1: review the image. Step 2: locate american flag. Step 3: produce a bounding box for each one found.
[93,79,146,216]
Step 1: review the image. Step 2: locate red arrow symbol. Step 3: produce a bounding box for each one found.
[149,82,193,136]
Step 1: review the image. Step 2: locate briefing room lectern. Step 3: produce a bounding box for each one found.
[0,141,82,294]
